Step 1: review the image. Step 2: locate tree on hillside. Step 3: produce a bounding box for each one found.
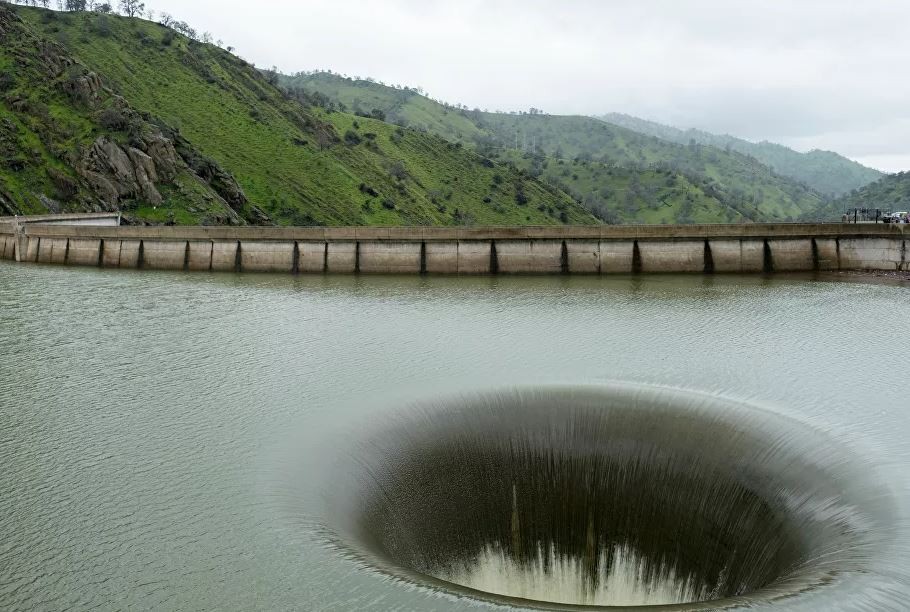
[118,0,143,17]
[65,0,86,10]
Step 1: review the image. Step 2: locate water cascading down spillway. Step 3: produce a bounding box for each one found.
[315,386,897,610]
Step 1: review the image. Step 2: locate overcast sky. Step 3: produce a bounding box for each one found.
[146,0,910,173]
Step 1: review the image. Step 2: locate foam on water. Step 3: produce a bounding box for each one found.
[441,542,714,606]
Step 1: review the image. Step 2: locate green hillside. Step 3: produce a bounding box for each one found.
[500,151,749,224]
[1,5,592,226]
[600,113,882,197]
[285,72,827,223]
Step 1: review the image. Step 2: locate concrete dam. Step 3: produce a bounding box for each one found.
[1,215,906,275]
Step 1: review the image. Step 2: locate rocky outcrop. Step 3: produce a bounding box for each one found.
[0,187,19,216]
[77,136,163,207]
[141,133,178,181]
[61,70,104,106]
[38,40,74,79]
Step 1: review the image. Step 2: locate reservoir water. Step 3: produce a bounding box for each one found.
[1,261,908,610]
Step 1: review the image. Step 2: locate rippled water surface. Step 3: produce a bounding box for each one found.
[1,262,909,611]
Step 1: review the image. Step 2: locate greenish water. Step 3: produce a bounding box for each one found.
[1,262,908,610]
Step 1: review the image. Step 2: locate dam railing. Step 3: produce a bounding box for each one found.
[0,219,906,275]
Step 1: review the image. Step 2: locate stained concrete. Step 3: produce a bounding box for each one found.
[6,220,907,276]
[600,241,635,274]
[240,241,295,273]
[119,241,142,269]
[141,240,188,271]
[358,241,422,274]
[326,242,357,273]
[37,238,69,265]
[186,241,213,272]
[424,241,459,274]
[707,240,766,273]
[68,239,104,266]
[211,241,239,272]
[425,241,492,274]
[838,238,905,271]
[101,240,122,268]
[814,239,840,271]
[638,241,705,273]
[298,242,327,273]
[456,241,492,274]
[566,241,600,274]
[767,239,815,272]
[496,240,563,274]
[0,234,15,260]
[23,236,40,263]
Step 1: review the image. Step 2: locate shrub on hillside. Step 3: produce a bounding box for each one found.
[388,161,408,181]
[359,183,379,197]
[343,130,361,146]
[515,186,529,206]
[47,168,78,200]
[98,108,128,131]
[0,72,14,92]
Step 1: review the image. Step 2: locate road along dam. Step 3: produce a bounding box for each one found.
[1,218,906,275]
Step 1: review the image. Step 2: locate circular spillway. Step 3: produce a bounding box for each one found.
[313,385,897,609]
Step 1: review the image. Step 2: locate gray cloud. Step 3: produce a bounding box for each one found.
[147,0,910,172]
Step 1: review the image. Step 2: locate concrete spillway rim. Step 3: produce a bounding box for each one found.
[291,382,901,611]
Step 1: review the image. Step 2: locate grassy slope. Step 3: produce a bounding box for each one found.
[286,72,826,223]
[8,7,593,226]
[0,6,234,221]
[285,73,488,144]
[601,113,883,197]
[501,152,747,224]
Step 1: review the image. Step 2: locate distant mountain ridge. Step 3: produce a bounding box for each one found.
[599,113,882,197]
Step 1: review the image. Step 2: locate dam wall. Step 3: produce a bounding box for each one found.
[1,222,906,275]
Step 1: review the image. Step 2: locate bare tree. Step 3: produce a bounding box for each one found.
[118,0,143,17]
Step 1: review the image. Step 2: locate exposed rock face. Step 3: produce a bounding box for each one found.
[38,194,62,213]
[78,136,163,207]
[38,40,73,79]
[61,71,104,106]
[126,146,160,202]
[141,133,178,182]
[0,187,19,216]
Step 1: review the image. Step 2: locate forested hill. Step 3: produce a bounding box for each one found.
[600,113,882,197]
[811,171,910,220]
[0,4,593,226]
[284,71,829,223]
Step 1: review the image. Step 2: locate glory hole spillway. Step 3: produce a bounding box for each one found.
[1,215,909,611]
